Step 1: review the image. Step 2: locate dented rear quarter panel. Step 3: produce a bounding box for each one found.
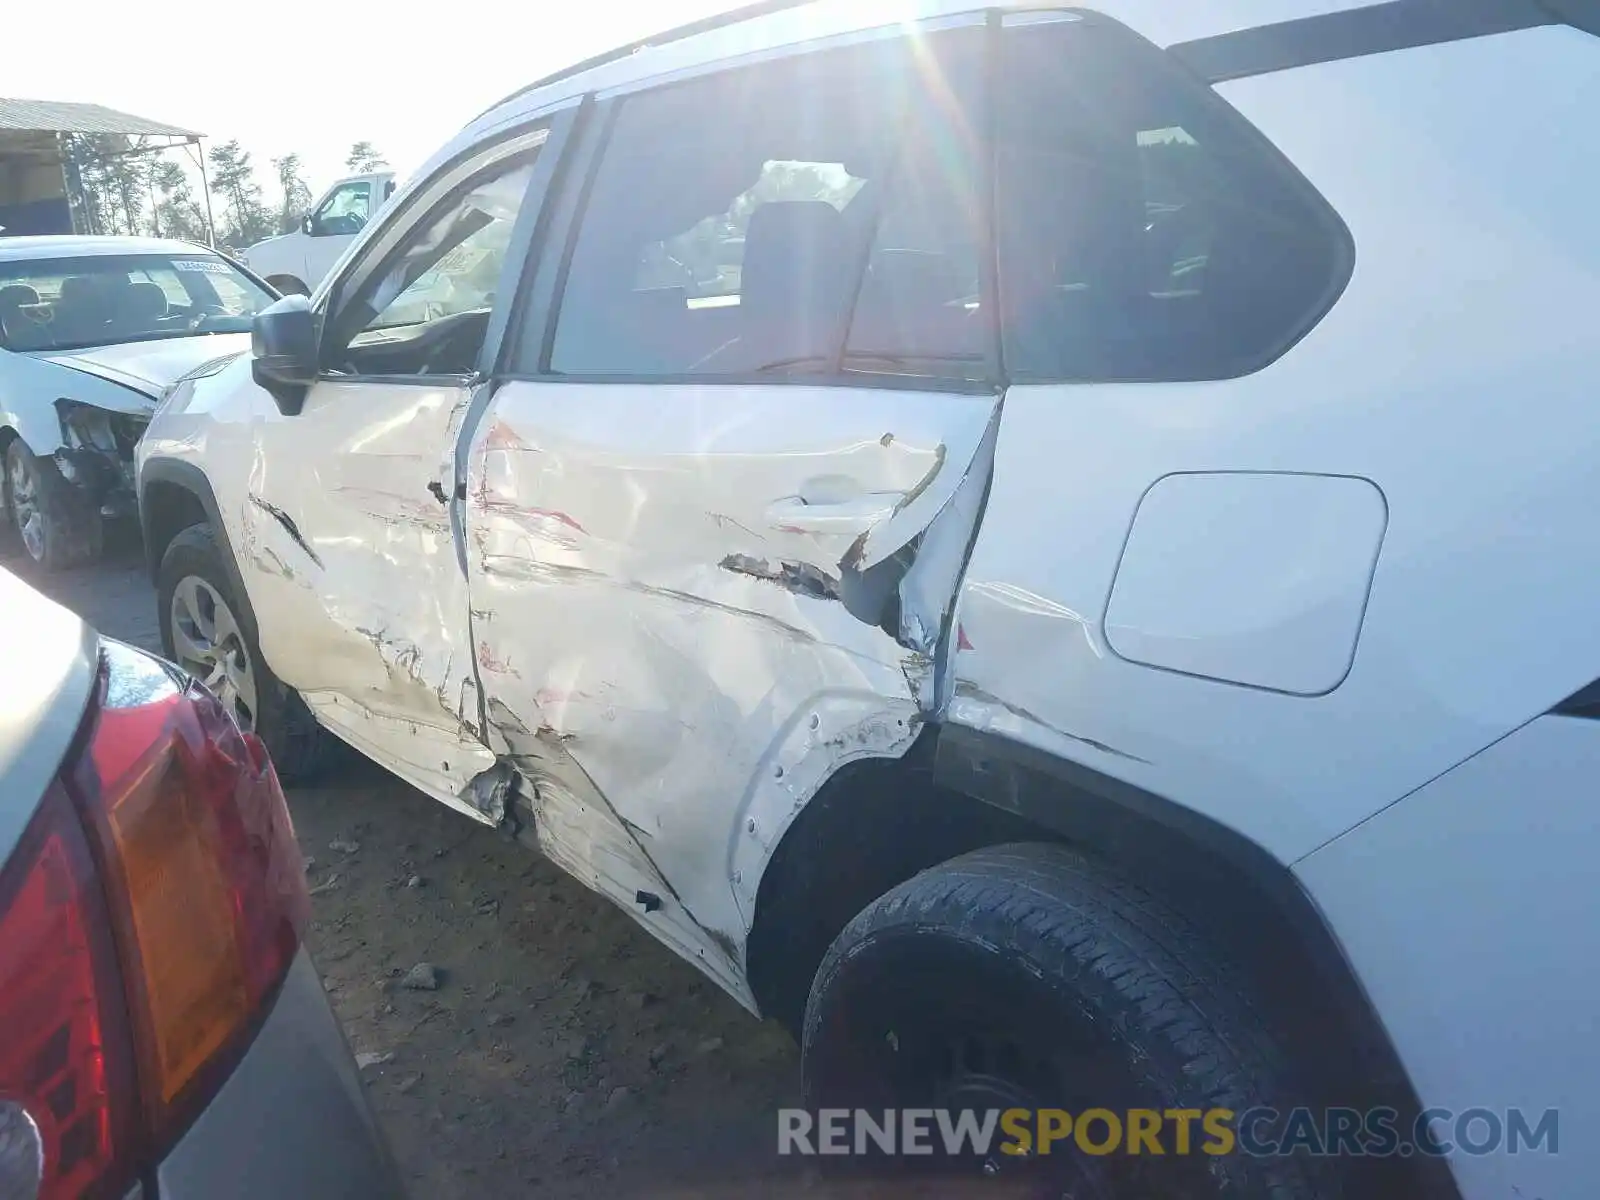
[950,25,1600,869]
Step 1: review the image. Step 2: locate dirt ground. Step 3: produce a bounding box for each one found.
[19,536,883,1198]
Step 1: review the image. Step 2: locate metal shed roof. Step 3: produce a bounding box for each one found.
[0,98,199,138]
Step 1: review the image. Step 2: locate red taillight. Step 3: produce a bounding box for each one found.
[0,787,137,1200]
[0,639,309,1196]
[69,642,309,1125]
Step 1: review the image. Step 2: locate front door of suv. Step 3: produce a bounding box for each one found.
[237,115,576,817]
[461,23,999,992]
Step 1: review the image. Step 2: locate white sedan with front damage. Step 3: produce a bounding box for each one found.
[0,236,269,570]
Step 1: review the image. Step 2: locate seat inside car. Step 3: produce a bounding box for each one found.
[0,283,40,314]
[0,284,41,346]
[1000,141,1153,380]
[120,280,170,330]
[851,247,975,364]
[693,199,852,372]
[53,274,111,342]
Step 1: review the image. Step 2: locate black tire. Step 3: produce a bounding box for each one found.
[3,439,103,571]
[157,522,330,781]
[802,842,1344,1198]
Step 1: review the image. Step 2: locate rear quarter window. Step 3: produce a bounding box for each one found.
[996,13,1353,383]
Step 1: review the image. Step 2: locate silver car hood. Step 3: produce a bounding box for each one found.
[41,332,252,403]
[0,569,98,862]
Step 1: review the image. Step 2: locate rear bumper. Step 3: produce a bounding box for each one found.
[155,948,403,1199]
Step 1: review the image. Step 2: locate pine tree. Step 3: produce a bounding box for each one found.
[207,140,271,249]
[272,153,314,234]
[151,160,209,243]
[345,141,389,173]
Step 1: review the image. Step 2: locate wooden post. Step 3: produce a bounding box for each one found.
[194,137,217,247]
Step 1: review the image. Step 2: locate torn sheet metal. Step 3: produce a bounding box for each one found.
[461,379,1001,995]
[483,697,754,1003]
[896,406,1002,704]
[461,759,515,824]
[301,690,500,826]
[718,553,841,601]
[47,399,148,522]
[728,694,923,924]
[248,494,323,567]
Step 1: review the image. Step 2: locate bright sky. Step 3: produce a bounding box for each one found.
[7,1,739,197]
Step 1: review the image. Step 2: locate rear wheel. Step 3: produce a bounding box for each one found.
[3,439,103,571]
[802,842,1344,1197]
[157,523,330,780]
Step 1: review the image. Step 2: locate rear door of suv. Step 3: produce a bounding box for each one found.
[459,18,1002,989]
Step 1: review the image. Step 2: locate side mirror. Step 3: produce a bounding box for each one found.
[301,213,315,236]
[251,295,319,416]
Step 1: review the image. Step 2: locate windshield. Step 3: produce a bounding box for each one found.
[0,252,275,352]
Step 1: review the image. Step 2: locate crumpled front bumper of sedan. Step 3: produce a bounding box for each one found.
[53,399,146,520]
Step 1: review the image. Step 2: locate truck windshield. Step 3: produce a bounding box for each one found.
[0,252,275,352]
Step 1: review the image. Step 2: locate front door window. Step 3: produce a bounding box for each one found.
[324,154,540,378]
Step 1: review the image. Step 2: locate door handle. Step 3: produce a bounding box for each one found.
[765,493,903,535]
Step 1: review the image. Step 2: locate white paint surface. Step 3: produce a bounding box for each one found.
[1297,716,1600,1200]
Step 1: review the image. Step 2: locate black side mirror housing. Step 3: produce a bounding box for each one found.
[251,295,319,416]
[301,213,314,236]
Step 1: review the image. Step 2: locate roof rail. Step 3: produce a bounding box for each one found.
[1170,0,1566,84]
[1170,0,1597,85]
[474,0,823,120]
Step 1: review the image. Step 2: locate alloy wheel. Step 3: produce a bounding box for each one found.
[7,451,44,564]
[169,575,259,733]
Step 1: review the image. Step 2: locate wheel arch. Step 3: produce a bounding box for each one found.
[0,410,64,458]
[0,424,17,512]
[746,721,1461,1200]
[138,458,263,645]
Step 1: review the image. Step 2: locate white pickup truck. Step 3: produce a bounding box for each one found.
[242,172,394,296]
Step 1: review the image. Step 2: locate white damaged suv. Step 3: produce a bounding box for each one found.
[137,2,1600,1196]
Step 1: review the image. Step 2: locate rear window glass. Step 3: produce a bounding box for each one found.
[996,16,1351,382]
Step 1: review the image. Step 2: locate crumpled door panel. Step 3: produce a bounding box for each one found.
[238,380,499,810]
[461,380,1000,999]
